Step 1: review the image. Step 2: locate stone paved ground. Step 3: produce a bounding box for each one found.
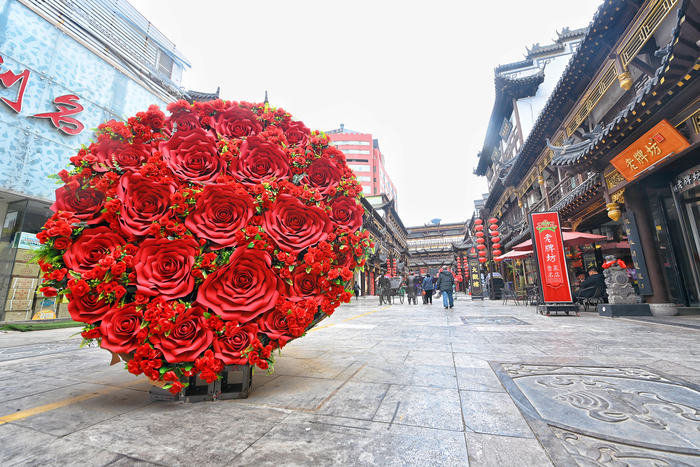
[1,295,699,466]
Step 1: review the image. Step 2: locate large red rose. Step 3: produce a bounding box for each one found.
[63,226,126,274]
[149,306,213,363]
[159,128,225,183]
[263,194,332,254]
[231,136,290,186]
[133,237,199,300]
[213,322,259,365]
[99,303,143,354]
[258,308,294,347]
[196,247,284,323]
[184,184,254,250]
[210,106,262,138]
[303,157,342,195]
[327,196,363,232]
[284,121,310,147]
[67,293,111,324]
[164,110,201,135]
[288,269,322,303]
[50,187,105,226]
[92,139,151,172]
[117,172,176,237]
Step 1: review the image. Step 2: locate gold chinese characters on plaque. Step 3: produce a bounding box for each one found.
[611,119,690,182]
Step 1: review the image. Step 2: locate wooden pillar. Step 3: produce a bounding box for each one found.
[624,184,670,303]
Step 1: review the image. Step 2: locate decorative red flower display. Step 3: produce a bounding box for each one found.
[34,100,373,393]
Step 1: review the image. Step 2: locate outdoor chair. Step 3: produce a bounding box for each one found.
[501,288,520,306]
[583,285,607,311]
[525,286,539,307]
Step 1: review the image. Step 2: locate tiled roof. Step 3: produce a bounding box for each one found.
[526,42,565,58]
[550,173,601,213]
[186,87,220,104]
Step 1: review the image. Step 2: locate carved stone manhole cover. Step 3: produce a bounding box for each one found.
[460,316,530,325]
[494,363,700,466]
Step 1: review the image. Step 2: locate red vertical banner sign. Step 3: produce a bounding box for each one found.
[529,212,572,303]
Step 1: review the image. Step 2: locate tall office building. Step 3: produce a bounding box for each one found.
[326,124,398,209]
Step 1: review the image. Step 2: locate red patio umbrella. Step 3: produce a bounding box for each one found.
[512,231,608,251]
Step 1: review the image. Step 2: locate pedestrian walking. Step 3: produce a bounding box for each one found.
[422,273,434,305]
[353,282,360,300]
[414,274,423,303]
[436,268,455,309]
[406,272,417,305]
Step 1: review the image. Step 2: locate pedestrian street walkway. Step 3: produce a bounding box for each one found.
[1,295,699,466]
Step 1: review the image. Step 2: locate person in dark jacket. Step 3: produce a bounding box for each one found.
[573,267,606,300]
[436,268,455,309]
[422,274,434,304]
[406,272,417,305]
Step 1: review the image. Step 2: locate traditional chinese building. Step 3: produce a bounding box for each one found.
[0,0,199,320]
[476,0,700,309]
[406,221,468,277]
[360,195,409,296]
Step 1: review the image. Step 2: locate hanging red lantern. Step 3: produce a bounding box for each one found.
[492,250,502,256]
[478,251,487,257]
[474,219,483,225]
[476,244,486,250]
[476,237,485,244]
[475,225,484,231]
[476,231,485,237]
[489,224,499,230]
[478,257,487,263]
[489,231,499,236]
[492,243,501,250]
[494,257,503,262]
[491,237,500,243]
[489,218,498,224]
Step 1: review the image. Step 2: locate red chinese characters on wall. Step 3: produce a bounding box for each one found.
[0,54,84,135]
[530,212,572,303]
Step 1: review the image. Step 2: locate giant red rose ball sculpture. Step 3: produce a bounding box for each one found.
[34,100,373,394]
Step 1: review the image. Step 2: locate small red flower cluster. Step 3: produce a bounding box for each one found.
[35,100,374,393]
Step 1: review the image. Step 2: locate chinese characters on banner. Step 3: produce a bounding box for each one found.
[610,120,689,181]
[467,247,483,299]
[621,211,652,295]
[0,54,84,135]
[530,212,573,303]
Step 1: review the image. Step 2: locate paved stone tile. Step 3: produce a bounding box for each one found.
[65,402,290,466]
[373,385,464,431]
[273,356,356,379]
[0,368,84,403]
[316,381,389,420]
[0,381,110,417]
[229,412,470,467]
[453,353,492,369]
[352,361,458,388]
[465,432,553,466]
[403,350,454,366]
[0,423,123,466]
[460,391,534,438]
[456,367,505,392]
[233,375,345,410]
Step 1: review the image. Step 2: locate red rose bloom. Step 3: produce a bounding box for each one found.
[263,194,332,254]
[196,247,284,323]
[159,128,225,183]
[302,158,342,195]
[133,237,199,300]
[258,308,294,347]
[92,139,151,172]
[231,136,290,186]
[164,111,201,135]
[150,306,213,363]
[184,184,255,249]
[99,303,143,354]
[284,121,310,147]
[63,226,126,274]
[67,293,111,324]
[50,187,105,226]
[209,106,262,138]
[117,172,176,237]
[52,237,72,250]
[288,269,322,302]
[213,322,259,365]
[327,196,363,232]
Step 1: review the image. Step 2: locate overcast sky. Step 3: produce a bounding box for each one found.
[130,0,602,227]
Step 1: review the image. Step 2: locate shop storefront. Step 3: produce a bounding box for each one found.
[0,0,189,321]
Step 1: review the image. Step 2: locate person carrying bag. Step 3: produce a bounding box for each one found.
[422,273,434,305]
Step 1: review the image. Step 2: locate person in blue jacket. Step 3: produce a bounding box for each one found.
[422,273,434,305]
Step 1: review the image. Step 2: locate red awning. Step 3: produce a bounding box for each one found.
[512,231,608,251]
[495,249,533,260]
